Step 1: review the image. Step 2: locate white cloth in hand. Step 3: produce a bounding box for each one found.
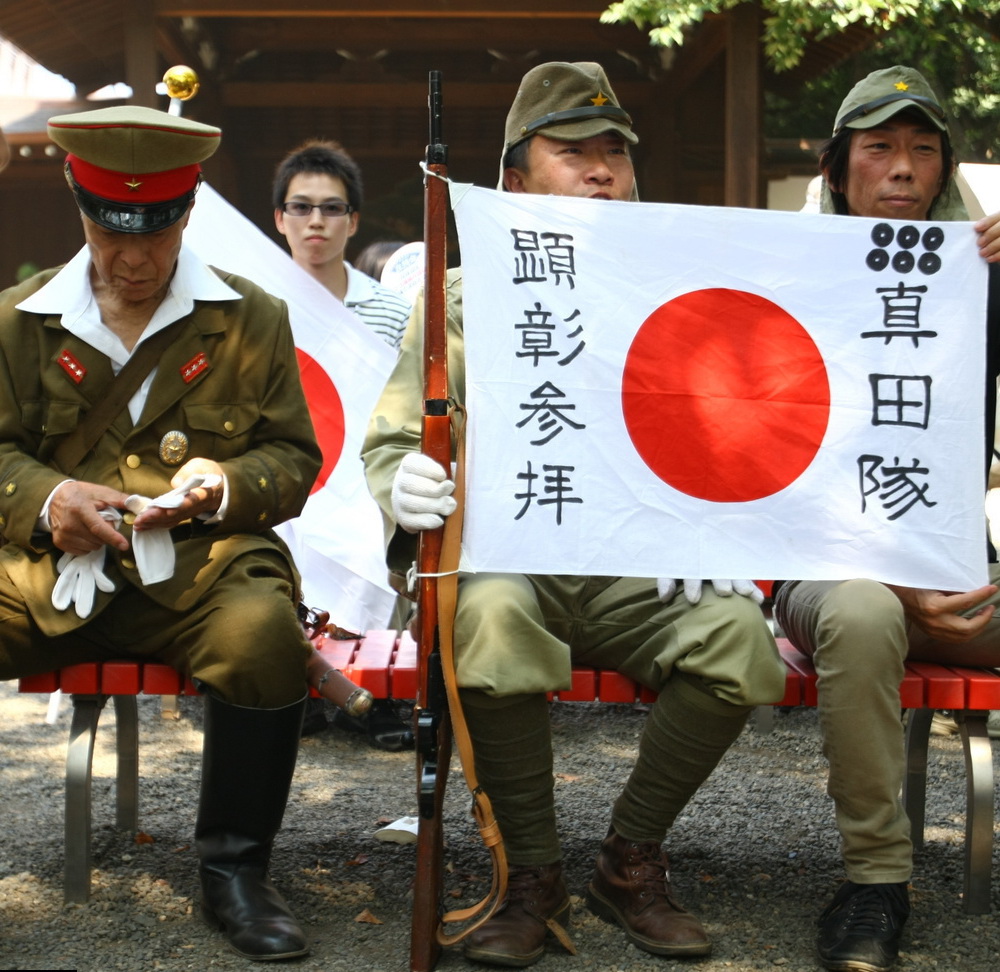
[51,508,121,618]
[125,474,222,585]
[391,453,457,533]
[657,577,764,605]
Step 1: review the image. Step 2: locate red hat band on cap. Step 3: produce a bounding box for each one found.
[66,154,201,204]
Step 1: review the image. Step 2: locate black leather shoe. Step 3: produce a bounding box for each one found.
[201,862,309,960]
[817,881,909,972]
[332,698,415,751]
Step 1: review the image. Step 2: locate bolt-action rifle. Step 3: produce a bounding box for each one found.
[409,71,508,972]
[409,68,453,972]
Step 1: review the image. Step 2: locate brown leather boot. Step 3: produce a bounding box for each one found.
[463,863,575,967]
[586,830,711,957]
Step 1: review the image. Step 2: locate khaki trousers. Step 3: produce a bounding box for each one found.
[0,549,311,708]
[775,566,1000,883]
[454,573,784,863]
[454,573,784,703]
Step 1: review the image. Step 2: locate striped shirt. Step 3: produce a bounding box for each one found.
[344,262,412,350]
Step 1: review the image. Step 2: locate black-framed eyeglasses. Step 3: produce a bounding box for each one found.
[280,200,353,218]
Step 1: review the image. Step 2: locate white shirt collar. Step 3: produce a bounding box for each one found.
[16,243,241,321]
[15,243,242,372]
[343,261,378,306]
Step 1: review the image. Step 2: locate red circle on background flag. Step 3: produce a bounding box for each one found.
[622,289,830,503]
[296,348,345,494]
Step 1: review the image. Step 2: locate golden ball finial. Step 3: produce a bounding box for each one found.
[163,66,200,101]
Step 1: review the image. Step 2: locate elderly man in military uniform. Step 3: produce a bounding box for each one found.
[773,66,1000,972]
[363,62,785,967]
[0,106,321,961]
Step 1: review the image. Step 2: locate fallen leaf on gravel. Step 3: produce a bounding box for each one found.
[134,831,155,845]
[555,773,581,782]
[345,853,370,866]
[172,844,191,853]
[355,909,383,924]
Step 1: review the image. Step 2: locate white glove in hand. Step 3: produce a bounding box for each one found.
[391,453,457,533]
[125,474,222,585]
[51,509,121,619]
[657,578,764,605]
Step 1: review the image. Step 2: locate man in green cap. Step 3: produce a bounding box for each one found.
[363,61,785,967]
[773,65,1000,972]
[0,105,321,961]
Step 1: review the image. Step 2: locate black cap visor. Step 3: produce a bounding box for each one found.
[72,181,197,234]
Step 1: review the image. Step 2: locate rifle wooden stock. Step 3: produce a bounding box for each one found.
[411,69,451,972]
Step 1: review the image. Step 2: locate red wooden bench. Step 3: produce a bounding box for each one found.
[17,632,1000,914]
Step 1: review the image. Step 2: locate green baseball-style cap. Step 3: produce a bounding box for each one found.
[48,105,221,233]
[503,61,638,153]
[833,65,949,136]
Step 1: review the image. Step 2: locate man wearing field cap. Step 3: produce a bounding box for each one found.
[363,62,784,966]
[774,66,1000,971]
[0,106,321,961]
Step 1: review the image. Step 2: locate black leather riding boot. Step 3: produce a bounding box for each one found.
[196,693,309,961]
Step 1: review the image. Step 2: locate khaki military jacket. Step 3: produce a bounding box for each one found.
[362,267,465,593]
[0,267,321,635]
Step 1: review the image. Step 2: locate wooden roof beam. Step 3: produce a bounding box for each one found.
[155,1,616,18]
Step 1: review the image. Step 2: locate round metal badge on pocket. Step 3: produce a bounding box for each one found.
[159,430,189,465]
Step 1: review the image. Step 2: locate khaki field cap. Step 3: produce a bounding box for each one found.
[48,105,221,233]
[833,65,949,136]
[503,61,638,152]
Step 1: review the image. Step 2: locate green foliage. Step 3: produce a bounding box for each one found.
[603,0,1000,160]
[603,2,925,68]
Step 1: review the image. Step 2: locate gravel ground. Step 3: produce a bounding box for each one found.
[0,681,997,972]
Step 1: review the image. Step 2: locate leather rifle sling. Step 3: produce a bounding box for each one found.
[50,320,186,474]
[434,412,575,954]
[433,407,523,947]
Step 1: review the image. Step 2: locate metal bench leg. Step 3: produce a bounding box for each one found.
[113,695,139,831]
[902,707,932,851]
[956,711,994,914]
[753,704,775,733]
[65,694,107,904]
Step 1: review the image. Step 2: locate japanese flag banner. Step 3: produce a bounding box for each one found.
[186,185,397,632]
[453,184,989,591]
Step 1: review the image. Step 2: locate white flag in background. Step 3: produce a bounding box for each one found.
[186,185,397,631]
[454,185,989,591]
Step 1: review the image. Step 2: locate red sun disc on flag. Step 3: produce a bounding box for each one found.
[622,288,831,503]
[296,348,345,494]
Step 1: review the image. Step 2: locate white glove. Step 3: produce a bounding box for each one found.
[125,474,222,585]
[657,578,764,606]
[51,509,121,619]
[391,453,457,533]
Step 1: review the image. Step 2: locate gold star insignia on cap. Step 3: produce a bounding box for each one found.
[591,92,609,107]
[125,178,143,191]
[895,81,909,91]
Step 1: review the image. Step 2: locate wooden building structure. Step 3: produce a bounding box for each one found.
[0,1,873,286]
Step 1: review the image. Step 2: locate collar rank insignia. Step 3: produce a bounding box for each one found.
[181,352,209,383]
[58,349,86,384]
